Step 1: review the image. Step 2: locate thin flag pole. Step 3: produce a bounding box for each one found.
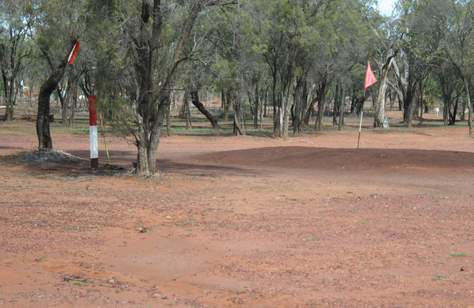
[360,61,377,150]
[357,110,364,149]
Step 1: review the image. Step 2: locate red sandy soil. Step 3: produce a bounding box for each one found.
[1,122,474,307]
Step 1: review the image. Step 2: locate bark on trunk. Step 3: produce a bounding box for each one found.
[292,80,308,134]
[282,88,291,138]
[374,65,390,128]
[190,90,219,128]
[403,87,416,127]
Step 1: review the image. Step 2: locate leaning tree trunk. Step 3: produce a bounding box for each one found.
[36,58,69,150]
[232,90,245,136]
[190,90,219,128]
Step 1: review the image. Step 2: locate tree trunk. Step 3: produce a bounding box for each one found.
[253,82,259,129]
[224,90,231,122]
[182,91,192,129]
[374,64,390,128]
[282,88,291,138]
[315,98,325,131]
[190,90,219,128]
[449,96,459,126]
[136,96,168,176]
[461,99,466,121]
[263,88,267,118]
[166,102,171,136]
[403,86,416,128]
[315,85,327,131]
[338,88,345,131]
[463,78,472,136]
[292,80,308,135]
[2,77,16,121]
[5,89,15,121]
[232,90,245,135]
[333,84,340,127]
[57,85,68,126]
[36,52,70,150]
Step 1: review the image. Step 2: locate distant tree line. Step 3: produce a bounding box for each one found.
[1,0,473,175]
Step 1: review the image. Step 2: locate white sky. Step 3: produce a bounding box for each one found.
[378,0,396,16]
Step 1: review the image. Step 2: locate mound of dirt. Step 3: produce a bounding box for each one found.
[197,147,474,172]
[14,150,85,164]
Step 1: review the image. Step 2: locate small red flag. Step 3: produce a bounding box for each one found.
[67,41,80,65]
[364,62,377,91]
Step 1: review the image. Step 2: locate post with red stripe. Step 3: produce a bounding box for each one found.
[88,96,99,169]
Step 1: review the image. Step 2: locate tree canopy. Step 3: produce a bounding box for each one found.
[1,0,474,175]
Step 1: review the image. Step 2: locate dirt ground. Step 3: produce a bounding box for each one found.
[1,121,474,307]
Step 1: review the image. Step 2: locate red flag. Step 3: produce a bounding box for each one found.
[67,41,80,65]
[364,62,377,91]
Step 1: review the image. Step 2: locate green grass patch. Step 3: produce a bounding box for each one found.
[433,275,448,281]
[449,252,468,257]
[303,234,318,242]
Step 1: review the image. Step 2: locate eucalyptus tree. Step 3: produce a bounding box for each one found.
[204,0,250,135]
[34,0,86,149]
[0,0,34,121]
[323,0,377,129]
[117,0,228,175]
[442,0,474,135]
[391,0,446,127]
[433,59,463,125]
[258,0,311,137]
[302,0,376,131]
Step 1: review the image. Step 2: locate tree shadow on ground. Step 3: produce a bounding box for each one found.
[1,149,255,179]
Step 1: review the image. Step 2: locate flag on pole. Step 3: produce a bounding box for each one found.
[67,41,80,65]
[364,62,377,91]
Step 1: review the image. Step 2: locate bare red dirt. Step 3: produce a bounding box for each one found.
[1,122,474,307]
